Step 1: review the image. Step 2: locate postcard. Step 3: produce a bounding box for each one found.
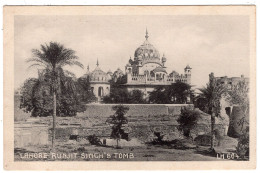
[3,6,256,170]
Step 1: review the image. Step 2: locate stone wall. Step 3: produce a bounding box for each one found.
[14,123,49,148]
[77,104,194,117]
[53,104,225,142]
[15,104,226,146]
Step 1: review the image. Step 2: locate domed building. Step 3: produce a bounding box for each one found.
[124,29,192,97]
[83,60,110,102]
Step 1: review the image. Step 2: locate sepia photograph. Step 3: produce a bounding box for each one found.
[3,5,256,170]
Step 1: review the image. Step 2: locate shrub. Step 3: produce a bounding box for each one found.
[106,105,129,148]
[177,108,200,138]
[87,135,102,145]
[236,131,249,159]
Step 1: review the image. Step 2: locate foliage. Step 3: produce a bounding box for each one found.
[23,42,86,118]
[103,87,130,103]
[197,74,227,116]
[194,97,209,113]
[19,78,40,113]
[103,76,147,104]
[236,130,249,159]
[177,108,200,137]
[26,42,85,148]
[197,73,227,150]
[20,71,92,117]
[106,105,130,147]
[167,81,193,103]
[77,77,97,103]
[128,89,146,103]
[149,81,193,104]
[87,135,102,146]
[149,86,169,104]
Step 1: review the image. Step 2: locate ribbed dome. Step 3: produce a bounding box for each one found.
[134,40,160,60]
[134,29,160,62]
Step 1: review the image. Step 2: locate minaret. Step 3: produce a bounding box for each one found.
[162,53,167,67]
[96,59,99,67]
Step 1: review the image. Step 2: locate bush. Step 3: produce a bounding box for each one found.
[87,135,102,145]
[106,105,129,147]
[236,131,249,159]
[177,108,200,138]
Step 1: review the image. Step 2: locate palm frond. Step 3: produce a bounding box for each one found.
[59,60,84,69]
[27,63,47,70]
[63,70,76,78]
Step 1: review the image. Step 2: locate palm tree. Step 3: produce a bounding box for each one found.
[198,73,226,150]
[27,42,83,148]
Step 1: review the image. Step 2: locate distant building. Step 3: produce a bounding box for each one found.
[82,29,192,101]
[210,73,249,136]
[214,74,249,90]
[82,60,111,102]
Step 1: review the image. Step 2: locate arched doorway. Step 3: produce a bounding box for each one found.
[98,87,103,97]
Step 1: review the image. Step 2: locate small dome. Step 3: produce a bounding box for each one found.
[129,57,134,64]
[115,68,124,74]
[185,64,192,69]
[107,69,112,74]
[126,63,131,67]
[89,66,109,82]
[170,70,179,77]
[152,66,167,73]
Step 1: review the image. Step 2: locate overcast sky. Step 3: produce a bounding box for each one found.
[14,15,250,90]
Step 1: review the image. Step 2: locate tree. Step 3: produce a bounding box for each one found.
[177,108,200,138]
[148,82,193,104]
[128,90,146,104]
[106,105,129,148]
[167,81,193,104]
[77,77,97,103]
[149,86,169,104]
[198,73,226,150]
[26,42,83,148]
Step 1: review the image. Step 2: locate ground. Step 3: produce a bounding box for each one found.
[14,137,240,161]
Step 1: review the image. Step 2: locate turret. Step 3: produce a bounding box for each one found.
[184,65,192,84]
[162,53,166,67]
[137,55,142,67]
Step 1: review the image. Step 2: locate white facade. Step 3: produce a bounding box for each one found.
[83,61,111,102]
[124,29,192,96]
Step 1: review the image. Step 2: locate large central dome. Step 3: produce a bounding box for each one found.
[134,29,160,60]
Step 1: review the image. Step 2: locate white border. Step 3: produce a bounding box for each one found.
[0,0,258,173]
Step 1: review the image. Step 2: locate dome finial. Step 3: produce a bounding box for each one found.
[96,59,99,67]
[87,64,90,71]
[145,28,149,40]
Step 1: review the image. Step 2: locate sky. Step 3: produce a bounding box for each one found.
[14,15,250,90]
